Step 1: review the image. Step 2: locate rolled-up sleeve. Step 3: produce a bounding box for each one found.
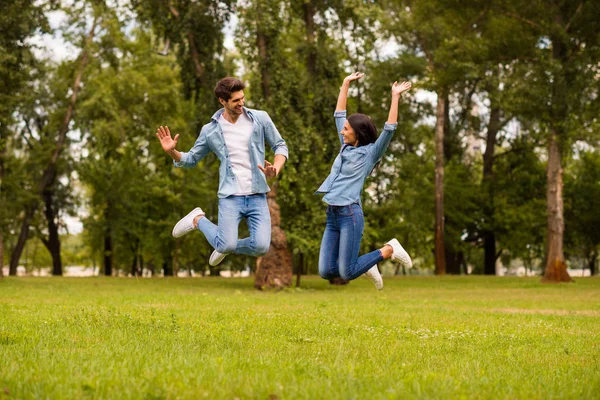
[369,122,397,164]
[262,112,288,159]
[334,110,346,145]
[173,129,210,168]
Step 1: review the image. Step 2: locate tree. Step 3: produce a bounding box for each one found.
[134,0,235,277]
[0,0,51,275]
[236,0,294,289]
[7,2,101,276]
[565,152,600,276]
[380,0,480,274]
[501,0,600,282]
[76,27,192,276]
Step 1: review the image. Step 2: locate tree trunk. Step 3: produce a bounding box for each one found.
[41,188,62,276]
[445,247,463,275]
[131,253,138,277]
[542,29,572,284]
[163,256,174,277]
[255,184,293,289]
[0,136,4,278]
[104,227,113,277]
[434,90,446,275]
[295,252,304,288]
[130,238,140,277]
[172,238,180,277]
[0,229,4,278]
[589,253,597,276]
[303,0,316,76]
[147,260,155,277]
[542,135,572,283]
[10,205,35,275]
[482,105,501,275]
[483,231,497,275]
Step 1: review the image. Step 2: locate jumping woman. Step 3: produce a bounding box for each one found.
[316,72,412,290]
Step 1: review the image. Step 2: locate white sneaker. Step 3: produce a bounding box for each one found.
[365,265,383,290]
[209,250,227,267]
[386,238,412,268]
[172,207,204,238]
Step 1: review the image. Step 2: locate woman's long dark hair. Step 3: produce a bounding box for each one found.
[347,113,377,147]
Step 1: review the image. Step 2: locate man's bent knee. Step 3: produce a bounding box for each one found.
[254,242,270,256]
[215,241,237,254]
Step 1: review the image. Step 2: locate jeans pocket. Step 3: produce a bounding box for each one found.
[338,206,354,216]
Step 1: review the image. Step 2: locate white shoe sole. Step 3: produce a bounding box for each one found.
[365,265,383,290]
[209,250,227,267]
[172,207,203,238]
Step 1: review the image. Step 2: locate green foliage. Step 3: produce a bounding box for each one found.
[2,0,600,276]
[0,0,52,262]
[75,27,201,274]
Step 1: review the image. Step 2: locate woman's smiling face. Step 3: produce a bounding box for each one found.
[341,121,359,146]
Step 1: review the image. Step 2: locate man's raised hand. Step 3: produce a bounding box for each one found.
[392,81,412,97]
[156,126,179,153]
[258,160,278,178]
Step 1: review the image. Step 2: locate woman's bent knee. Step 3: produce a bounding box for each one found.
[339,268,353,281]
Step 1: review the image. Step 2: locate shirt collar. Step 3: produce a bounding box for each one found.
[211,107,254,122]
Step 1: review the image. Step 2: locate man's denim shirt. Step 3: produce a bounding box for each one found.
[174,107,288,198]
[316,110,398,206]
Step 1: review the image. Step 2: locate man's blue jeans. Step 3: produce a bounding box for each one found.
[318,203,384,281]
[197,194,271,256]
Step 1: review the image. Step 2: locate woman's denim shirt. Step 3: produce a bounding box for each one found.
[174,107,288,198]
[315,110,397,206]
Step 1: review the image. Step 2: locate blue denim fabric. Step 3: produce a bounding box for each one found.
[197,194,271,256]
[315,110,398,206]
[318,203,384,281]
[174,108,289,198]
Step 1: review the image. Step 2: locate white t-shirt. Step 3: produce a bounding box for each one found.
[218,111,255,195]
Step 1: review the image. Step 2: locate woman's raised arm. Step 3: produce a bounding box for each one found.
[369,81,412,163]
[386,81,412,124]
[336,72,364,112]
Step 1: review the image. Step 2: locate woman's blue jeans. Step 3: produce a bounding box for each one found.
[197,194,271,256]
[318,203,384,281]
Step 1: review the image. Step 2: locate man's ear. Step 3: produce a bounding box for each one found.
[218,98,226,107]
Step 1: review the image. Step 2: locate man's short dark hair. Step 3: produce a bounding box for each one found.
[214,77,246,101]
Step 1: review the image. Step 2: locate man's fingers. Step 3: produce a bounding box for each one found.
[257,165,265,172]
[173,134,179,143]
[264,160,273,167]
[165,126,171,136]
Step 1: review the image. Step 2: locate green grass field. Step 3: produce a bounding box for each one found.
[1,276,599,399]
